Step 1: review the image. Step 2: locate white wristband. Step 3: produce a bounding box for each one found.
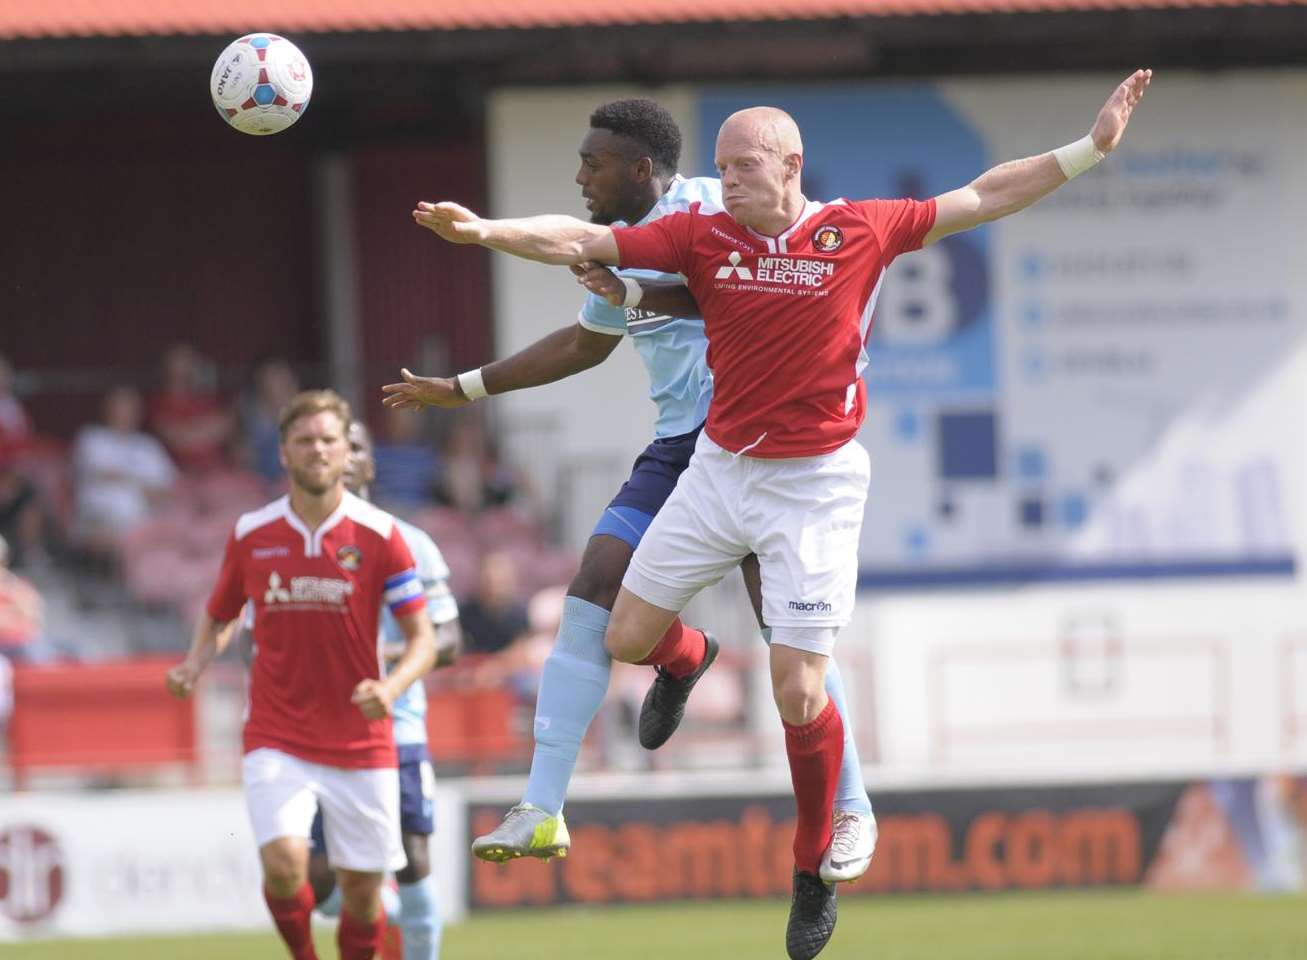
[456,368,488,401]
[620,276,644,308]
[1052,134,1105,181]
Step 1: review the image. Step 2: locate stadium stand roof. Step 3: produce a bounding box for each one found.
[3,0,1303,40]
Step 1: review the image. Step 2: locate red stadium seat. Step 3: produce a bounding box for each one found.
[409,506,474,547]
[193,467,268,515]
[474,507,543,549]
[122,543,190,606]
[425,661,530,773]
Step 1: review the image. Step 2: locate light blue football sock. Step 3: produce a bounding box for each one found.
[398,875,441,960]
[317,886,342,918]
[762,626,873,817]
[825,654,873,816]
[522,596,613,816]
[381,882,401,924]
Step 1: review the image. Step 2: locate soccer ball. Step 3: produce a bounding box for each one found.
[210,34,313,135]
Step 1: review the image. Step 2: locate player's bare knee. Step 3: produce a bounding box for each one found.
[771,672,826,727]
[603,621,645,663]
[336,870,383,920]
[568,537,630,610]
[396,835,431,884]
[259,842,307,894]
[307,853,336,905]
[567,564,622,611]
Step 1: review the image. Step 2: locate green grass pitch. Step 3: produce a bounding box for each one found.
[7,890,1305,959]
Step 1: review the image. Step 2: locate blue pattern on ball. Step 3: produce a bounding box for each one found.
[250,36,271,48]
[253,84,276,105]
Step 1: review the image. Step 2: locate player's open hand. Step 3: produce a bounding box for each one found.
[382,368,470,411]
[166,660,201,699]
[351,678,394,720]
[571,261,626,307]
[412,201,486,244]
[1091,69,1152,155]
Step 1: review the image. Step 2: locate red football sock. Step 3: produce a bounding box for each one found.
[636,618,706,678]
[784,699,844,875]
[338,904,386,960]
[264,883,318,960]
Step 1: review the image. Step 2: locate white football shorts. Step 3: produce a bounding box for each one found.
[242,747,405,873]
[623,432,870,656]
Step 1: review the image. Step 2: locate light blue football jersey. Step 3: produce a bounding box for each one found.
[578,175,719,439]
[387,517,459,747]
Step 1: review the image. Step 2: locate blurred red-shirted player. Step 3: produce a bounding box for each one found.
[167,390,436,960]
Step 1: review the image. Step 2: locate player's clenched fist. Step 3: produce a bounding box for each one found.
[166,661,201,698]
[571,261,626,307]
[382,367,471,411]
[351,678,395,720]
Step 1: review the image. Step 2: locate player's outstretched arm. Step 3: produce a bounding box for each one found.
[412,201,620,265]
[924,69,1151,245]
[165,612,232,698]
[382,323,622,411]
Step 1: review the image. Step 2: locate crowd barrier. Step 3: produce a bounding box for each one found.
[6,659,198,789]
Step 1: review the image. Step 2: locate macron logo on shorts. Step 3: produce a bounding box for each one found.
[714,251,753,280]
[788,600,833,613]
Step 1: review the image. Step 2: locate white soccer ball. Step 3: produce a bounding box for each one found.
[210,34,313,135]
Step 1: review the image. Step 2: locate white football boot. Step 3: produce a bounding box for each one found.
[819,810,877,883]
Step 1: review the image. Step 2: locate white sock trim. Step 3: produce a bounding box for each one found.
[620,276,644,308]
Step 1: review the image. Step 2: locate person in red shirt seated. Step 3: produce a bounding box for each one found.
[150,343,234,472]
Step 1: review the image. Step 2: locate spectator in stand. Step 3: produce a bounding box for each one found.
[0,533,43,665]
[458,550,530,655]
[459,551,544,699]
[0,448,46,571]
[0,353,32,452]
[372,405,441,509]
[434,414,519,514]
[150,343,234,472]
[241,358,301,486]
[73,387,177,554]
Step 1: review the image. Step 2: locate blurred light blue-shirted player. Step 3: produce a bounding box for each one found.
[306,421,462,960]
[384,99,875,883]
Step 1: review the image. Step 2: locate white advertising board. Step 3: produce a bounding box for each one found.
[0,787,467,941]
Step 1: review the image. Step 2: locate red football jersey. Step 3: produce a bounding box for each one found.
[206,492,426,768]
[613,196,936,458]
